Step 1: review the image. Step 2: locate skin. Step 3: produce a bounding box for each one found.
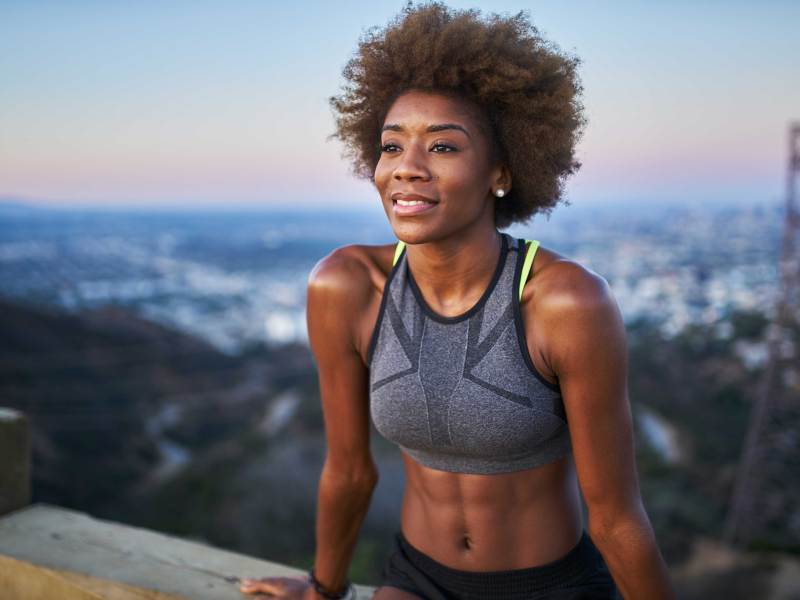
[240,90,675,599]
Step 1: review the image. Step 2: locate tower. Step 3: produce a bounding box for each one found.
[722,122,800,549]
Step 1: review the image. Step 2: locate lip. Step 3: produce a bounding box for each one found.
[391,192,439,216]
[391,192,438,203]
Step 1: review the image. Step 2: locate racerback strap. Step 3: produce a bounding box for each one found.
[393,240,406,267]
[519,239,539,301]
[391,238,539,301]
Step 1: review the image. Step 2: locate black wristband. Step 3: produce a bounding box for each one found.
[308,567,353,600]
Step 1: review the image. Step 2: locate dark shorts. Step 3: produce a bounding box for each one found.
[379,529,621,600]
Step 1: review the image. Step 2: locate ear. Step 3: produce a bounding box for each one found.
[489,163,512,196]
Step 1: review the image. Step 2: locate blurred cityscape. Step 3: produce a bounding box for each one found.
[0,198,781,352]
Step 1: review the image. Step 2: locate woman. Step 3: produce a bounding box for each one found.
[240,2,675,599]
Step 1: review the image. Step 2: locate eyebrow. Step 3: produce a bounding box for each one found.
[381,123,471,138]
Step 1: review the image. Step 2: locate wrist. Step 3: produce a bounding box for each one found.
[307,567,355,600]
[309,586,356,600]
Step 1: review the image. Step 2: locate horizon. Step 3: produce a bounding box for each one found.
[0,193,783,220]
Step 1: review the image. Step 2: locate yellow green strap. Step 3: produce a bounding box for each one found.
[518,239,539,301]
[394,239,537,296]
[393,240,406,267]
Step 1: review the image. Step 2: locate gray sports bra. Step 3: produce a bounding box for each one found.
[368,232,572,475]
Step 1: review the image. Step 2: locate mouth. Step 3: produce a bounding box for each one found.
[391,193,439,216]
[392,192,438,204]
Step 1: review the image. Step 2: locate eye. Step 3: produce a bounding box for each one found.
[431,142,457,152]
[379,141,457,153]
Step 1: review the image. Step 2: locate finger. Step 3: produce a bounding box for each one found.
[239,576,294,595]
[240,586,276,597]
[239,579,276,594]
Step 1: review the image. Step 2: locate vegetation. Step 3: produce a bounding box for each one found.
[1,297,795,592]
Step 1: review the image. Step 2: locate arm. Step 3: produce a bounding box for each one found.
[538,261,675,600]
[305,246,380,595]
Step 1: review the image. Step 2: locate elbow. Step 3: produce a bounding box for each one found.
[322,458,379,492]
[587,500,652,546]
[355,464,380,490]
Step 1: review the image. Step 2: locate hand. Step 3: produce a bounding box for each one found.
[239,575,318,599]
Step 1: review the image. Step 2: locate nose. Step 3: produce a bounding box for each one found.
[393,142,432,182]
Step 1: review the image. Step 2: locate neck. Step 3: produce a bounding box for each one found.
[406,226,503,316]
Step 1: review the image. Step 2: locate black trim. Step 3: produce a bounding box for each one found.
[464,371,532,408]
[367,243,406,367]
[406,232,508,324]
[512,236,562,394]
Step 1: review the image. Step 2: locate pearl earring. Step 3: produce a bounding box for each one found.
[495,189,505,198]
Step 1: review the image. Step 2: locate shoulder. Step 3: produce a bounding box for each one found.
[524,247,613,314]
[521,246,623,371]
[307,241,396,356]
[308,242,393,299]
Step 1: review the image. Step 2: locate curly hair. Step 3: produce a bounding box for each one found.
[327,1,587,228]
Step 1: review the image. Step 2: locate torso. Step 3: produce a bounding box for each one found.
[348,238,584,571]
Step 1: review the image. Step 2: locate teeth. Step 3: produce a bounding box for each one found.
[396,199,432,206]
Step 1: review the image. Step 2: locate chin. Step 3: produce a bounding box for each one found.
[393,224,455,247]
[389,223,429,243]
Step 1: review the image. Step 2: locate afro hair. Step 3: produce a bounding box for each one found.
[328,1,587,228]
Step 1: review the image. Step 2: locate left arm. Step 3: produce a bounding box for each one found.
[539,262,676,600]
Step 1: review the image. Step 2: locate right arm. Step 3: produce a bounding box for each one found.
[241,246,379,598]
[308,247,380,594]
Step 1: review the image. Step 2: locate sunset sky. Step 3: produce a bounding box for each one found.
[1,1,798,211]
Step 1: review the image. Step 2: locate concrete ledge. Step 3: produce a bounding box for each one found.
[0,503,376,599]
[0,553,186,599]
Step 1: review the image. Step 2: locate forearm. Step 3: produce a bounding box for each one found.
[313,462,378,594]
[590,509,676,600]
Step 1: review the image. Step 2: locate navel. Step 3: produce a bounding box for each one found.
[461,535,472,550]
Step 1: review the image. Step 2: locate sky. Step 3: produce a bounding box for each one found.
[1,0,798,211]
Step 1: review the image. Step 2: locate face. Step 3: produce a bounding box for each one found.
[374,89,509,243]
